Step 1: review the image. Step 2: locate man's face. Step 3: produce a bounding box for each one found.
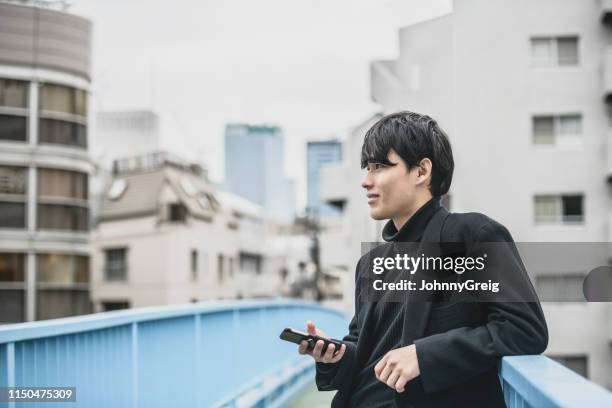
[361,149,419,221]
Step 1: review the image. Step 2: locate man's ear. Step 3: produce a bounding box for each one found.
[416,158,432,183]
[417,157,432,189]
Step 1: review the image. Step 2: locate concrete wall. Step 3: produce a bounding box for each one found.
[0,2,91,80]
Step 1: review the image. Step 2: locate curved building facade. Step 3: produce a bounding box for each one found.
[0,1,92,322]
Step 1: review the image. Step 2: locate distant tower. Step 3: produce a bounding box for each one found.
[224,123,295,223]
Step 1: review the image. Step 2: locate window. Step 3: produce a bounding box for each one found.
[0,114,27,142]
[559,114,581,139]
[37,204,88,231]
[37,254,89,284]
[532,114,582,146]
[0,290,25,322]
[0,252,26,323]
[0,79,27,108]
[36,289,91,320]
[0,166,27,195]
[36,168,88,231]
[530,36,578,66]
[536,274,584,301]
[0,202,26,229]
[108,179,128,200]
[38,168,88,200]
[240,252,262,275]
[557,37,579,66]
[533,117,554,145]
[196,193,213,211]
[0,166,27,229]
[104,248,127,281]
[218,254,224,283]
[39,83,87,117]
[39,118,87,148]
[102,301,129,311]
[534,194,584,224]
[549,355,588,378]
[191,249,198,281]
[0,253,25,282]
[169,203,187,222]
[562,195,583,222]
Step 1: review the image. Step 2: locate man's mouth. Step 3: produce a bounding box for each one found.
[367,193,379,204]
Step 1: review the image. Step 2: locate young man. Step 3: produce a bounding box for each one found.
[297,111,548,407]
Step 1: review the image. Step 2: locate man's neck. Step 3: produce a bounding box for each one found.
[392,194,433,231]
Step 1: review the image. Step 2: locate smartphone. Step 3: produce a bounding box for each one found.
[279,327,343,355]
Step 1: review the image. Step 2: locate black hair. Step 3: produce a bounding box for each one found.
[360,111,454,197]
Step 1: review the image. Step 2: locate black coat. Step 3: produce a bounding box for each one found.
[315,203,548,408]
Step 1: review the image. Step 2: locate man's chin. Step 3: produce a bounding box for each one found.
[369,209,388,221]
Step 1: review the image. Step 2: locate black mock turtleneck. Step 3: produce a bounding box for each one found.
[349,196,441,408]
[382,196,441,242]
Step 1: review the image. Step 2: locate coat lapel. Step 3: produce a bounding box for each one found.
[401,205,450,345]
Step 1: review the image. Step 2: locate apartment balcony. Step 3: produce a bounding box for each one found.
[1,300,612,407]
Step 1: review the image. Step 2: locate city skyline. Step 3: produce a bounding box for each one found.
[71,0,452,212]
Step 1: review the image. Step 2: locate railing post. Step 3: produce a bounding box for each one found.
[7,342,14,408]
[194,314,201,408]
[131,323,138,408]
[232,308,239,383]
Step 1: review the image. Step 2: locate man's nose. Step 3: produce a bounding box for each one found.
[361,172,373,189]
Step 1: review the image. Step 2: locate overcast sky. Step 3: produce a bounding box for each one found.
[72,0,452,212]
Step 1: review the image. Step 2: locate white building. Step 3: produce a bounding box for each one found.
[91,152,288,311]
[320,115,386,311]
[90,110,161,221]
[325,0,612,388]
[0,1,93,322]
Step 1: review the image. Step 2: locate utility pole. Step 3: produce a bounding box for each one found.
[306,206,323,301]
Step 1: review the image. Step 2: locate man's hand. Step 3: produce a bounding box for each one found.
[374,344,420,393]
[297,320,346,363]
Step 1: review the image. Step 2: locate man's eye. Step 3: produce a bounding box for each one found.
[373,163,384,170]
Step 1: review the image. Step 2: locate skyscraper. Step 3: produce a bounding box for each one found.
[224,123,295,223]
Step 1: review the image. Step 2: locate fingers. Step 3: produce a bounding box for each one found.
[300,322,343,363]
[378,363,393,384]
[311,339,325,361]
[395,373,409,393]
[298,340,310,355]
[386,370,401,390]
[322,343,336,361]
[300,339,346,363]
[307,320,330,339]
[329,344,346,363]
[306,320,317,336]
[374,354,387,378]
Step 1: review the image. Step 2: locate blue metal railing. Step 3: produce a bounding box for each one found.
[500,355,612,408]
[0,299,349,408]
[2,299,612,407]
